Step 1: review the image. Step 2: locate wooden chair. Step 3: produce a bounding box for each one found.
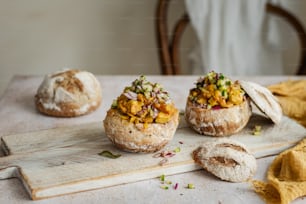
[156,0,306,75]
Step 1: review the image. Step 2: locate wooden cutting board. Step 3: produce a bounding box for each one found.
[0,113,305,200]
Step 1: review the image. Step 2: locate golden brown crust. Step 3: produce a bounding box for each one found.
[35,69,102,117]
[103,109,179,153]
[185,97,252,136]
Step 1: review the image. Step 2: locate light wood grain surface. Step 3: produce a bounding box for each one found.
[0,75,305,203]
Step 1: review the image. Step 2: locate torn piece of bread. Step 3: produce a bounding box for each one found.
[193,138,257,182]
[35,69,102,117]
[239,80,282,124]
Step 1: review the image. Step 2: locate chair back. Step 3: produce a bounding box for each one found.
[155,0,306,75]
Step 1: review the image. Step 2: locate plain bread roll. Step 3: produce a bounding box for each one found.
[35,69,102,117]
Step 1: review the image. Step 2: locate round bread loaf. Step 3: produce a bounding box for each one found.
[185,72,252,136]
[185,97,252,136]
[103,108,179,153]
[35,69,102,117]
[193,138,257,182]
[103,75,179,153]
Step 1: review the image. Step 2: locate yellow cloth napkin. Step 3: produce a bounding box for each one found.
[267,80,306,127]
[252,138,306,204]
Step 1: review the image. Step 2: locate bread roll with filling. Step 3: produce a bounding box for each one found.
[185,71,252,136]
[103,76,179,153]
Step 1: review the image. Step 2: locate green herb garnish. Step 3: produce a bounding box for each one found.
[160,174,165,182]
[98,150,121,159]
[186,183,195,189]
[252,125,262,136]
[173,147,181,153]
[161,185,169,190]
[165,180,172,185]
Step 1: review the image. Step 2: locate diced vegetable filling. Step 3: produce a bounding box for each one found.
[112,76,177,125]
[188,71,245,109]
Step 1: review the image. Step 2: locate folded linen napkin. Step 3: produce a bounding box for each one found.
[267,80,306,127]
[251,80,306,203]
[252,138,306,204]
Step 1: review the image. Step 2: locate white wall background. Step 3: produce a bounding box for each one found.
[0,0,305,97]
[0,0,192,96]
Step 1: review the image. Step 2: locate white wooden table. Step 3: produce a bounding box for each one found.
[0,75,305,204]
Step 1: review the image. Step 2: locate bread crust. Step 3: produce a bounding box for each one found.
[103,109,179,153]
[35,69,102,117]
[193,138,257,182]
[239,80,282,124]
[185,97,252,136]
[35,100,101,117]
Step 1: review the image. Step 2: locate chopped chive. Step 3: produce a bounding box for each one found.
[165,180,172,185]
[225,81,231,86]
[252,125,262,135]
[187,183,195,189]
[160,174,165,182]
[161,185,169,190]
[173,147,181,153]
[253,131,261,136]
[255,125,261,131]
